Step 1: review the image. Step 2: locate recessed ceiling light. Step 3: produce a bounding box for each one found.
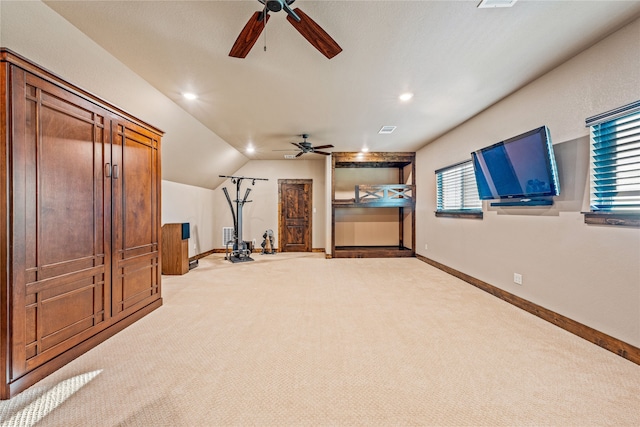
[399,93,413,102]
[477,0,517,8]
[379,126,396,134]
[183,92,198,100]
[246,146,255,154]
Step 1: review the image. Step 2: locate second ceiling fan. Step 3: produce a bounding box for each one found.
[276,134,334,157]
[229,0,342,59]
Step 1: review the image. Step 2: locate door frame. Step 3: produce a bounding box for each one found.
[278,179,313,252]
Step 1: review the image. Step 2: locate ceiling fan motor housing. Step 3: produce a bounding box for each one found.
[266,0,284,12]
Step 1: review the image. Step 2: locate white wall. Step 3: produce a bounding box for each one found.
[335,208,401,246]
[213,160,326,251]
[334,168,399,199]
[162,181,217,258]
[416,18,640,347]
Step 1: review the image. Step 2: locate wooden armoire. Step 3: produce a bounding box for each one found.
[0,49,163,399]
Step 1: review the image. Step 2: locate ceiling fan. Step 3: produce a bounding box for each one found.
[276,134,334,157]
[229,0,342,59]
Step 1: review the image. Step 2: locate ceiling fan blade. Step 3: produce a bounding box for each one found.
[229,11,270,58]
[286,8,342,59]
[295,151,305,158]
[291,142,304,149]
[312,144,334,150]
[313,151,331,156]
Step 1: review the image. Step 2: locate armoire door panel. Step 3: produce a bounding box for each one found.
[40,285,97,340]
[39,107,98,265]
[22,73,109,273]
[119,269,156,310]
[10,69,111,379]
[23,277,106,370]
[123,136,153,249]
[111,120,160,317]
[121,266,155,298]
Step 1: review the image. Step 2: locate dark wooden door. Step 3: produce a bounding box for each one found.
[279,180,312,252]
[111,119,161,317]
[9,68,111,378]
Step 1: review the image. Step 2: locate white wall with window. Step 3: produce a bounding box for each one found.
[416,18,640,347]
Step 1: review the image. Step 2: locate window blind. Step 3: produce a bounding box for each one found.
[587,101,640,212]
[436,160,482,211]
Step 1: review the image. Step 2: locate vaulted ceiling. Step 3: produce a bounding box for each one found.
[44,1,640,164]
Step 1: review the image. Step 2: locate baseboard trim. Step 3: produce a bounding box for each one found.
[190,249,218,260]
[193,248,324,258]
[416,254,640,365]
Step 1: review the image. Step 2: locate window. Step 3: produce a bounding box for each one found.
[435,160,482,218]
[585,100,640,226]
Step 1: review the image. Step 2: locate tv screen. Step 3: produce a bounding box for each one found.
[471,126,560,200]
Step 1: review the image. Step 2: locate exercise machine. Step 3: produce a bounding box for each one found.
[219,175,268,263]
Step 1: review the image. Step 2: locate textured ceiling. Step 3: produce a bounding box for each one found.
[44,0,640,164]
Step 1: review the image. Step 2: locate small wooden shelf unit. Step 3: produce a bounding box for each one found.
[161,223,189,275]
[331,152,416,258]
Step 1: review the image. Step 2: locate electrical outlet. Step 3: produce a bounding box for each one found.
[514,273,523,285]
[424,243,428,250]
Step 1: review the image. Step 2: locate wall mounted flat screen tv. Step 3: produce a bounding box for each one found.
[471,126,560,204]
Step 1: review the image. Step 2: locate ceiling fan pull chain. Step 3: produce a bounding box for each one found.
[263,17,267,52]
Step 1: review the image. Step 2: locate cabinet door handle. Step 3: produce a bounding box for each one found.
[113,164,119,179]
[105,163,112,177]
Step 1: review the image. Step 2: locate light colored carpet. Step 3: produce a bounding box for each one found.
[1,253,638,426]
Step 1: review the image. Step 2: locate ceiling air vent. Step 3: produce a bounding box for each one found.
[284,154,296,159]
[477,0,517,8]
[378,126,396,134]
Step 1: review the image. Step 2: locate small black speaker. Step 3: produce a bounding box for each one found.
[181,222,190,240]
